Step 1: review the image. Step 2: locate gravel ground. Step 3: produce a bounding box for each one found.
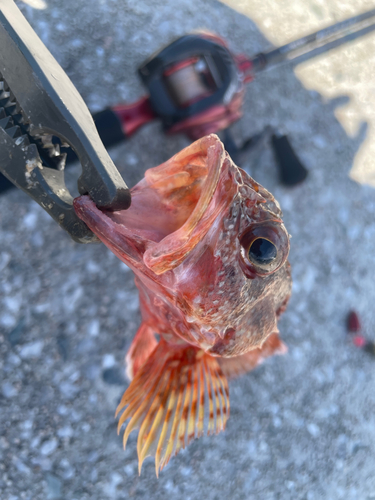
[1,1,375,499]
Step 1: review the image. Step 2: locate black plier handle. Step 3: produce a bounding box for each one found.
[0,0,131,243]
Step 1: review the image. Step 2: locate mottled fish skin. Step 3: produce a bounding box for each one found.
[74,134,292,474]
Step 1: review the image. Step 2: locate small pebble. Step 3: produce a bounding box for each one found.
[40,438,58,456]
[7,319,25,347]
[307,423,320,437]
[57,334,69,361]
[59,382,79,400]
[19,340,44,359]
[1,382,17,399]
[1,313,17,329]
[57,426,74,439]
[102,354,116,369]
[45,473,62,499]
[87,319,100,337]
[102,367,124,385]
[23,212,38,230]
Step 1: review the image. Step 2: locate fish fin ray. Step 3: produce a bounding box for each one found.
[116,339,229,475]
[137,371,171,474]
[175,367,193,452]
[206,359,221,434]
[125,322,158,381]
[160,371,186,470]
[120,369,167,450]
[212,366,229,431]
[154,369,179,475]
[203,358,216,435]
[196,362,205,437]
[187,364,199,444]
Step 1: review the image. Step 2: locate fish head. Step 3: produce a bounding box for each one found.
[74,134,291,357]
[156,136,291,357]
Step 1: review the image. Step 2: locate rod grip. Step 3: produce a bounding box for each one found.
[93,108,127,149]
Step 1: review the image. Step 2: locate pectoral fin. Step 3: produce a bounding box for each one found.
[116,339,229,476]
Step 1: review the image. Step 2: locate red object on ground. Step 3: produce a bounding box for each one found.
[353,335,367,348]
[347,311,375,356]
[347,310,361,333]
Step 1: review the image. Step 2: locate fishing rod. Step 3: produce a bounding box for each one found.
[248,8,375,74]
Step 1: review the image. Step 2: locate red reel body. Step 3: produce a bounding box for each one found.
[118,33,249,140]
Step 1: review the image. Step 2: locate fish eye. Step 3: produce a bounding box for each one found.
[248,238,277,265]
[239,222,289,278]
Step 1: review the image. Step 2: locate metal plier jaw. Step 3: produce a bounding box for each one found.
[0,0,131,243]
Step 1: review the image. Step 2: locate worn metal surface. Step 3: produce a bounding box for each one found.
[0,1,374,499]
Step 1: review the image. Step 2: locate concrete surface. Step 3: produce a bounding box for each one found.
[1,1,375,499]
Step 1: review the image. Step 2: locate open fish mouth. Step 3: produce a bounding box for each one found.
[74,134,227,275]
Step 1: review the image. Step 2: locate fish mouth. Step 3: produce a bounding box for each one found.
[74,134,227,275]
[102,134,227,274]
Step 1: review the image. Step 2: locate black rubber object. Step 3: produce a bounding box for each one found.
[93,108,126,150]
[271,134,308,186]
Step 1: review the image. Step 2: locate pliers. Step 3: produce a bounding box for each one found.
[0,0,131,243]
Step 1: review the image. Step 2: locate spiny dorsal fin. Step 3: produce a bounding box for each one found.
[116,339,229,476]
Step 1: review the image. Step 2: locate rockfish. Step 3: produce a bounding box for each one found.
[74,134,291,475]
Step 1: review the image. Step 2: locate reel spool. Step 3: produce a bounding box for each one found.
[138,33,243,137]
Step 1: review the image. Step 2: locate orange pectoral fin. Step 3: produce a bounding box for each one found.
[116,339,230,476]
[218,332,287,380]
